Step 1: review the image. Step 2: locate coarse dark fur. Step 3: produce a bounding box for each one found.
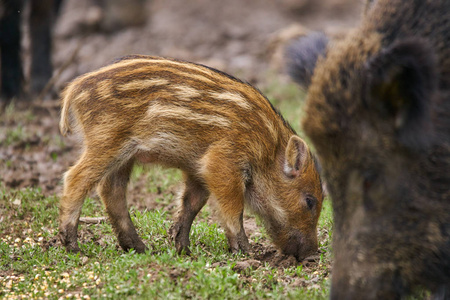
[287,0,450,298]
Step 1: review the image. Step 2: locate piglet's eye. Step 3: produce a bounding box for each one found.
[305,196,316,210]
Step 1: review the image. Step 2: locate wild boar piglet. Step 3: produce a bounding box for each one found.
[59,55,324,260]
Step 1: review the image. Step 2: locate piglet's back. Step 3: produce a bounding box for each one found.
[60,56,293,167]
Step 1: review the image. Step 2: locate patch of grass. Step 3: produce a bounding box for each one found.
[2,102,35,124]
[0,103,34,147]
[132,165,182,190]
[0,182,333,299]
[1,125,27,146]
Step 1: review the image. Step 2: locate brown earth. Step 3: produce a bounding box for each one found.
[1,0,359,269]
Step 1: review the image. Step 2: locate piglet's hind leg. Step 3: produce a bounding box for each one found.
[97,160,147,253]
[170,176,209,255]
[59,150,112,253]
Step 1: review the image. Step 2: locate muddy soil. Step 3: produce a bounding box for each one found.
[1,0,359,268]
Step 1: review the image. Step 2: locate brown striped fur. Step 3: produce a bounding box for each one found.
[59,55,323,259]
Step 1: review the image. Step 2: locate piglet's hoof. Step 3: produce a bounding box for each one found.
[169,223,191,255]
[117,233,147,253]
[58,232,81,254]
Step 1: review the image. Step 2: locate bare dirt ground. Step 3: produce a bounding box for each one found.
[1,0,361,268]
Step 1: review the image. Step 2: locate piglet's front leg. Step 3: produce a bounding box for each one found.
[200,145,250,254]
[223,211,250,254]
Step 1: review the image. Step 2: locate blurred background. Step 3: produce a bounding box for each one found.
[54,0,362,87]
[16,0,363,98]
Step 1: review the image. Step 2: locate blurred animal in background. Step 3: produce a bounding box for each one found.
[0,0,63,103]
[287,0,449,298]
[0,0,148,105]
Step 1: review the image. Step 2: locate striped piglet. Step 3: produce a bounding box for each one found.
[59,55,323,260]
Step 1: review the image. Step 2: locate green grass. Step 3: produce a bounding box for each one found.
[0,102,66,151]
[131,165,182,199]
[0,186,333,300]
[0,103,34,147]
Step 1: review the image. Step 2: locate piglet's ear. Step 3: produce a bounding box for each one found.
[365,38,437,150]
[284,136,309,178]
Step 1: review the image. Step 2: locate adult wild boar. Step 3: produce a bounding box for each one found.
[287,0,449,298]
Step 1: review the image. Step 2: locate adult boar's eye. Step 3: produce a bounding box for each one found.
[305,196,316,210]
[363,171,378,193]
[362,171,378,210]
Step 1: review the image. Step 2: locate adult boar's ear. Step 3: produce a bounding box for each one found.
[286,32,329,90]
[364,0,377,16]
[365,38,437,150]
[284,136,309,178]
